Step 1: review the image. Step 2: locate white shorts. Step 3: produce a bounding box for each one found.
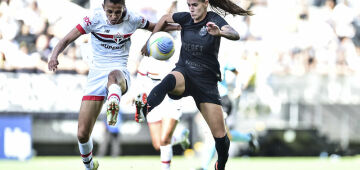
[146,95,182,123]
[82,68,131,101]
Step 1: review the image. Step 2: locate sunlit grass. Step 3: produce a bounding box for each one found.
[0,155,359,170]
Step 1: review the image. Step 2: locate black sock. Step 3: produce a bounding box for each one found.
[214,134,230,170]
[145,74,176,113]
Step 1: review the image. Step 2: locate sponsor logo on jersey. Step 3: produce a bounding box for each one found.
[83,16,92,26]
[101,44,121,50]
[141,18,145,24]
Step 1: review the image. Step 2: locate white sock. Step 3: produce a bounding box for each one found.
[78,138,94,170]
[160,144,172,170]
[107,84,122,102]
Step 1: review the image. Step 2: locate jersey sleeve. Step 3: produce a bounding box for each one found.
[76,10,98,34]
[211,12,228,29]
[172,12,189,26]
[131,12,149,29]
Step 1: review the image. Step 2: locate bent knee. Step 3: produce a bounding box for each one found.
[152,143,161,151]
[160,137,172,146]
[108,70,127,92]
[108,70,124,83]
[77,129,90,143]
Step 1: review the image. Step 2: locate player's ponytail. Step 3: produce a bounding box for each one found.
[208,0,253,16]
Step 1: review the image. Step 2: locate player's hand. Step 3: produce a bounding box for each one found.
[48,57,59,72]
[206,22,220,36]
[141,41,150,57]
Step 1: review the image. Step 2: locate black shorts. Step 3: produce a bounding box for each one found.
[168,65,221,109]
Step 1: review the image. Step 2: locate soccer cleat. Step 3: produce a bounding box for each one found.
[214,161,219,170]
[91,160,99,170]
[135,93,148,123]
[214,161,226,170]
[106,95,120,126]
[180,129,190,150]
[249,133,260,153]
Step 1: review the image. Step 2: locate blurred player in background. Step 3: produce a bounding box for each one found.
[134,2,190,170]
[48,0,179,169]
[97,114,122,157]
[136,56,190,170]
[134,0,252,169]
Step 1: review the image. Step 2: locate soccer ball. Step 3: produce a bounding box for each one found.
[147,31,175,60]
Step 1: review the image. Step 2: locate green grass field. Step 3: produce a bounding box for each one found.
[0,156,359,170]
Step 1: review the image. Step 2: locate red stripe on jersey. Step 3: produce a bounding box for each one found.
[82,96,105,101]
[96,33,133,39]
[123,33,133,38]
[137,71,147,76]
[96,33,113,39]
[76,24,86,34]
[81,151,92,157]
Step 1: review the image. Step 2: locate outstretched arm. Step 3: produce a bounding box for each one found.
[206,22,240,40]
[152,14,176,34]
[141,14,177,56]
[48,28,82,72]
[144,21,180,32]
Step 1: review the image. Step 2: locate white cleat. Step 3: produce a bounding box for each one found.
[106,95,119,126]
[180,129,190,150]
[91,160,99,170]
[135,93,148,123]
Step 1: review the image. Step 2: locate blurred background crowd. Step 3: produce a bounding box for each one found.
[1,0,360,160]
[1,0,360,76]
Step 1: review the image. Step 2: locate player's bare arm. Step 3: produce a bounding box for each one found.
[220,25,240,40]
[48,28,82,72]
[152,14,175,34]
[206,22,240,40]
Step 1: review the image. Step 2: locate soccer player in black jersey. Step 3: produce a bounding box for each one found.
[135,0,252,170]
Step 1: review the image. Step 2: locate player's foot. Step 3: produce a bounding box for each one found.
[214,161,219,170]
[91,160,99,170]
[249,133,260,152]
[180,128,190,150]
[135,93,148,123]
[106,95,120,126]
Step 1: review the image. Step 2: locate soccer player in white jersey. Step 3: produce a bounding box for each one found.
[48,0,179,169]
[136,56,190,170]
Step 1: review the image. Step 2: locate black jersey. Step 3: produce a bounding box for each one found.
[172,12,228,81]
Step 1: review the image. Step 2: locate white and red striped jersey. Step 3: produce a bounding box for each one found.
[76,8,148,70]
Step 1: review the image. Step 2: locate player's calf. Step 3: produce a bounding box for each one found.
[214,134,230,170]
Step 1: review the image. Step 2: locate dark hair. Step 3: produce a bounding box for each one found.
[103,0,125,5]
[207,0,253,16]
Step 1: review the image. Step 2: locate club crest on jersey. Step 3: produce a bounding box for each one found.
[113,33,123,44]
[199,26,207,36]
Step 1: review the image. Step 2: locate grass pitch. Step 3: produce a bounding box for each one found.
[0,155,359,170]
